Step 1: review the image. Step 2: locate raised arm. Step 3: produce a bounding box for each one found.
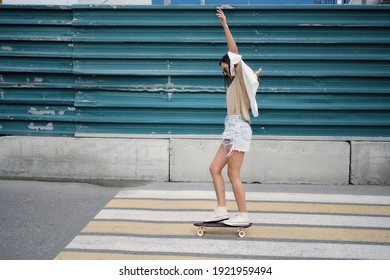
[216,9,238,54]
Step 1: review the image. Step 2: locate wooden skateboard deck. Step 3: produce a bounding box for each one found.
[194,222,252,238]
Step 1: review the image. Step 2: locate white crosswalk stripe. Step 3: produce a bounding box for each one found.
[95,209,390,229]
[115,190,390,205]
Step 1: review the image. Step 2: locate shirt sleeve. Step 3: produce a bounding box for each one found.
[241,61,259,117]
[227,51,242,77]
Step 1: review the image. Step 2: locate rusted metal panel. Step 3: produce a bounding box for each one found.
[0,5,389,137]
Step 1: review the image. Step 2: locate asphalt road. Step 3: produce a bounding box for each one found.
[0,179,127,259]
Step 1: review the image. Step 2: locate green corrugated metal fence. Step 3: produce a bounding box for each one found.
[1,5,390,137]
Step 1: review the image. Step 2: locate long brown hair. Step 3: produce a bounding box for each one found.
[219,54,233,88]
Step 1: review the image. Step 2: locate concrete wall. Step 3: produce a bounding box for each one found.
[351,142,390,185]
[1,136,389,185]
[0,136,169,181]
[170,139,350,184]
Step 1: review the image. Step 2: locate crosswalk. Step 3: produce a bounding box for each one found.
[55,187,390,260]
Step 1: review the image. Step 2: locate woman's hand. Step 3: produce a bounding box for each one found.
[216,9,228,28]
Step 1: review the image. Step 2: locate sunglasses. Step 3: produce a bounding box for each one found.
[222,67,229,76]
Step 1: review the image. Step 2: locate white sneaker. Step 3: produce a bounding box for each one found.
[203,207,229,223]
[223,212,250,226]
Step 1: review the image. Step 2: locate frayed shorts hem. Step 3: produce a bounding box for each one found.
[221,115,252,157]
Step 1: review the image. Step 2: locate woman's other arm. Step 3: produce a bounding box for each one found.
[216,9,238,54]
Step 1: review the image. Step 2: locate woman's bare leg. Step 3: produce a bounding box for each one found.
[209,144,229,207]
[227,151,247,212]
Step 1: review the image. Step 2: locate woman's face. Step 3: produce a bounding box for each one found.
[220,62,231,78]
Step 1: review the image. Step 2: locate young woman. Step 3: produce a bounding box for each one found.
[204,9,262,226]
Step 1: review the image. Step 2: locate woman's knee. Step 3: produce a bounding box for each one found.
[227,167,240,182]
[209,163,221,176]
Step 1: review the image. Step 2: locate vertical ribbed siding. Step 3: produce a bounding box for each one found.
[0,5,390,137]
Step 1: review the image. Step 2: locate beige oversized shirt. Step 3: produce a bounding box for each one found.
[226,61,251,122]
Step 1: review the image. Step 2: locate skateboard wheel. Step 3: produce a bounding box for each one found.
[238,230,246,238]
[197,229,205,237]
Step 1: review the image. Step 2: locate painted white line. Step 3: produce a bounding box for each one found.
[94,209,390,228]
[115,190,390,205]
[66,235,390,259]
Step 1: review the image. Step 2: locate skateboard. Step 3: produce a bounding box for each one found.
[194,222,252,238]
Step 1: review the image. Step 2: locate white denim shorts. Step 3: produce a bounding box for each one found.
[221,115,252,157]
